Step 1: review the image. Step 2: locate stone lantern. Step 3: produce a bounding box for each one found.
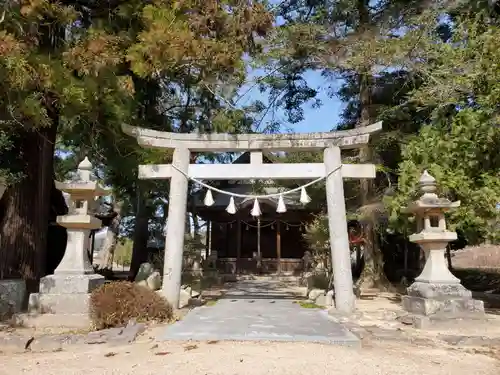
[402,170,484,317]
[31,157,110,319]
[53,157,109,275]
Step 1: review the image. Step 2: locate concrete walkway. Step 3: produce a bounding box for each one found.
[161,278,358,345]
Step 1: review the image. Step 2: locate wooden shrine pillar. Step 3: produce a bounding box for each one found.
[225,223,230,258]
[257,218,262,271]
[276,221,281,274]
[236,220,242,271]
[205,220,211,257]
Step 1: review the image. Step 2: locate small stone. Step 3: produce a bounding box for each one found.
[135,263,154,282]
[308,289,325,301]
[396,315,415,325]
[146,272,161,291]
[119,320,146,343]
[412,315,432,329]
[85,327,123,344]
[191,289,200,299]
[179,289,191,308]
[325,290,334,307]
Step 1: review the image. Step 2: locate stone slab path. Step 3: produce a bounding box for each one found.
[161,278,359,345]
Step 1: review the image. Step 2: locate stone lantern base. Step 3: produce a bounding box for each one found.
[29,274,104,316]
[402,281,485,317]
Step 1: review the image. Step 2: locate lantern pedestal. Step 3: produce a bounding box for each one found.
[402,171,484,319]
[29,157,109,321]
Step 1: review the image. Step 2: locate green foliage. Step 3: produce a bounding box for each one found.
[89,281,173,330]
[380,12,500,244]
[297,301,324,309]
[303,214,330,254]
[389,110,500,244]
[114,239,134,267]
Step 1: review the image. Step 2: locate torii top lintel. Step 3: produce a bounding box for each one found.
[121,122,382,152]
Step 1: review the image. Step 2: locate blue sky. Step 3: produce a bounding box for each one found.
[237,69,345,133]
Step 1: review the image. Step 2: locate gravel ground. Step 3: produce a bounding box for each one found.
[1,340,498,375]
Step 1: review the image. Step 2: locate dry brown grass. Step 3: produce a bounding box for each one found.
[89,281,173,330]
[452,244,500,270]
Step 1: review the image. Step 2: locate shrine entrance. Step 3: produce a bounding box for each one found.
[207,218,309,275]
[195,151,316,275]
[123,122,382,313]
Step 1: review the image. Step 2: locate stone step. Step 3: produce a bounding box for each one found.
[35,293,93,315]
[17,313,92,329]
[237,274,301,282]
[358,288,379,297]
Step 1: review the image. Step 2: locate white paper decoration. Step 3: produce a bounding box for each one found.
[276,194,287,213]
[250,198,261,217]
[204,189,215,206]
[300,187,311,204]
[226,196,236,214]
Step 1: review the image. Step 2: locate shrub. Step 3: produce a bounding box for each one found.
[89,281,173,330]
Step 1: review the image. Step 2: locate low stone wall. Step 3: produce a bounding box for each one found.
[0,280,26,318]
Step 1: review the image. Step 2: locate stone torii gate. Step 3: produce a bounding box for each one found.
[123,122,382,313]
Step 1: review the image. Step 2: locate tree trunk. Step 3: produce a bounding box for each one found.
[353,0,392,292]
[0,125,57,292]
[446,245,453,270]
[129,187,150,280]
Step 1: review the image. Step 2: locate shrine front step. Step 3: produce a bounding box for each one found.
[237,274,302,283]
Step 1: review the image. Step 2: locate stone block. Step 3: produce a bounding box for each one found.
[315,294,327,306]
[38,293,92,314]
[135,262,154,282]
[0,279,26,315]
[308,288,325,301]
[146,271,162,291]
[39,274,104,295]
[407,282,472,299]
[412,315,432,329]
[28,293,41,314]
[313,290,334,307]
[179,289,191,308]
[402,295,484,316]
[325,290,334,307]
